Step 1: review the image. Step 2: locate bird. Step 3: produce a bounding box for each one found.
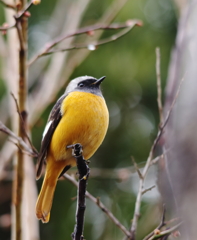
[35,75,109,223]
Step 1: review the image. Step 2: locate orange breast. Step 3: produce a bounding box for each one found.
[49,91,109,165]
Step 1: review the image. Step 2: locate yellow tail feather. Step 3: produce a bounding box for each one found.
[36,157,67,223]
[36,174,57,223]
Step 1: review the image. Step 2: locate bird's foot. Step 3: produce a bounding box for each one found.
[67,143,83,157]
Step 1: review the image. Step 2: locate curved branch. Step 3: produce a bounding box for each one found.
[28,19,142,65]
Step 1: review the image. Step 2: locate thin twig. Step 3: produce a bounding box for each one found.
[161,77,184,130]
[131,157,143,180]
[0,1,34,32]
[11,93,38,155]
[159,205,166,229]
[66,155,162,180]
[42,20,142,56]
[150,155,163,165]
[0,0,16,9]
[143,207,181,240]
[143,205,166,240]
[165,217,180,225]
[0,23,16,31]
[28,19,142,65]
[63,173,132,238]
[0,121,38,157]
[146,222,182,240]
[9,139,32,157]
[15,1,34,20]
[156,47,163,124]
[48,20,140,49]
[129,77,184,239]
[142,185,155,195]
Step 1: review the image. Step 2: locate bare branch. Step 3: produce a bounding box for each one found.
[132,156,143,180]
[142,208,182,240]
[15,1,34,20]
[63,173,131,238]
[129,75,184,239]
[0,0,16,9]
[11,93,38,155]
[159,205,166,229]
[0,0,35,32]
[0,121,38,157]
[161,77,184,130]
[68,144,89,240]
[142,185,155,195]
[42,20,142,56]
[0,23,16,31]
[150,155,163,165]
[144,77,183,178]
[156,47,163,125]
[143,205,166,240]
[48,20,140,48]
[64,156,161,180]
[28,19,142,65]
[146,222,182,240]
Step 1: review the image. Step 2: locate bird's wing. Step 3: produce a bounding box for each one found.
[36,94,66,179]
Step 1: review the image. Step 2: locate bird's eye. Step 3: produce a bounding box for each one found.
[78,83,84,88]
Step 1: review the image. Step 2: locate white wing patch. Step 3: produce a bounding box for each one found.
[42,120,53,140]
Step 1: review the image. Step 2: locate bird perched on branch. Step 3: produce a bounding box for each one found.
[35,76,109,223]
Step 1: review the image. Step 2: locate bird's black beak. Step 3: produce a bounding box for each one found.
[94,76,106,86]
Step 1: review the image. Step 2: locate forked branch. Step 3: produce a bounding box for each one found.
[129,49,184,240]
[28,19,142,65]
[0,121,38,157]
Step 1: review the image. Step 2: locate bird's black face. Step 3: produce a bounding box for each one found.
[77,76,105,90]
[77,79,97,89]
[65,76,106,97]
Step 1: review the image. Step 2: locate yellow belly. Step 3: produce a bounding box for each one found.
[48,91,109,165]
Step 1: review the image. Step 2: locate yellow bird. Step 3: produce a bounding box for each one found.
[36,76,109,223]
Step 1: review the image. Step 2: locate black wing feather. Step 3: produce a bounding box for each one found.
[36,94,67,179]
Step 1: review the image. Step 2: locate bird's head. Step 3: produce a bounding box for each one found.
[65,76,106,97]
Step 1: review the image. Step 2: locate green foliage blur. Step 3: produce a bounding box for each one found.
[0,0,177,239]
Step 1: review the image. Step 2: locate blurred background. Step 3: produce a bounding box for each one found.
[0,0,178,240]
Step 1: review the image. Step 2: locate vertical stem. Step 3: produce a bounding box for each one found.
[69,144,89,240]
[13,1,28,240]
[155,47,163,125]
